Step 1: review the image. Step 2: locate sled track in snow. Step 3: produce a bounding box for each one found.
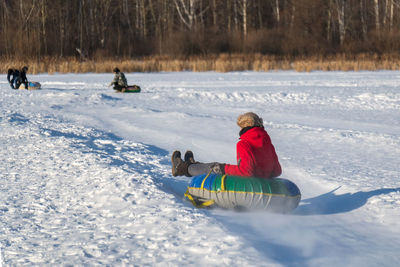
[0,110,264,265]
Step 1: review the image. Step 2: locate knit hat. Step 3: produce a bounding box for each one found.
[237,112,264,129]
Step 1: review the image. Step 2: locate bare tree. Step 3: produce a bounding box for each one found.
[211,0,217,28]
[173,0,208,30]
[384,0,394,30]
[235,0,249,37]
[271,0,280,26]
[359,0,368,41]
[335,0,346,46]
[0,0,11,56]
[96,0,114,47]
[5,0,400,59]
[374,0,380,32]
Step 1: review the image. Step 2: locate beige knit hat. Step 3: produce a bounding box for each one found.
[237,112,264,128]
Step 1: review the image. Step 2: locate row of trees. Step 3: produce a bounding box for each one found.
[1,0,400,59]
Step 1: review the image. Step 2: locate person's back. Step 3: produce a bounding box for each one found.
[252,128,281,178]
[225,126,281,178]
[116,72,128,87]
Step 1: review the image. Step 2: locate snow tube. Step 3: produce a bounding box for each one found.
[19,81,41,90]
[116,85,141,93]
[185,173,301,212]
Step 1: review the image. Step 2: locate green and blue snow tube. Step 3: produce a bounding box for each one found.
[185,173,301,212]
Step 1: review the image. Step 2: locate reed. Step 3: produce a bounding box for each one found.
[2,54,400,74]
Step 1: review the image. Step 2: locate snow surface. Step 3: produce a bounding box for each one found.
[1,71,399,266]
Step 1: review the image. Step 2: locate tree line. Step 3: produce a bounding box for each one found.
[1,0,400,60]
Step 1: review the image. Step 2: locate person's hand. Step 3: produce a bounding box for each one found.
[211,163,225,174]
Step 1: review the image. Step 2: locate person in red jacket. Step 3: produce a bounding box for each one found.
[171,112,282,178]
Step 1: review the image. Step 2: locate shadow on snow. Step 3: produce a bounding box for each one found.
[295,187,400,215]
[40,126,189,199]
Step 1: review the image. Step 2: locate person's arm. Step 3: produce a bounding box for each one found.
[224,141,255,177]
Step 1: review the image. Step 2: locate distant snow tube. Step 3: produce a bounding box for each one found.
[19,81,41,90]
[185,173,301,212]
[116,85,141,93]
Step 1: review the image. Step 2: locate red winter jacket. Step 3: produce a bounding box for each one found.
[224,127,282,178]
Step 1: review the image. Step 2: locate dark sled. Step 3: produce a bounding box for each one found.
[115,85,141,93]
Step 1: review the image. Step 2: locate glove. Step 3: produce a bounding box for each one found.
[211,163,225,175]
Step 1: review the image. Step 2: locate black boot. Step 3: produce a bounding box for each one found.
[171,151,191,177]
[184,150,196,164]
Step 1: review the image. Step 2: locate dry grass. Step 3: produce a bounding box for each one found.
[2,54,400,74]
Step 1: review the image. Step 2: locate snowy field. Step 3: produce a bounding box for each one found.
[1,71,400,266]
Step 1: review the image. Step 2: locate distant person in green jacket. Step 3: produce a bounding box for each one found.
[109,67,128,91]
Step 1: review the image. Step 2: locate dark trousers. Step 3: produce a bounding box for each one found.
[9,78,15,89]
[113,83,125,91]
[14,78,28,89]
